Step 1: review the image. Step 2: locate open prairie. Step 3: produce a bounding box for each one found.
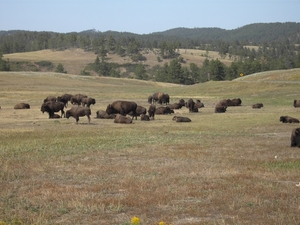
[3,48,234,76]
[1,69,300,225]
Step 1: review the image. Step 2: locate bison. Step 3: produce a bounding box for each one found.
[155,106,174,115]
[215,102,227,113]
[194,99,204,108]
[81,97,96,108]
[291,127,300,147]
[148,104,156,120]
[140,114,150,121]
[96,110,116,119]
[294,100,300,108]
[229,98,242,106]
[114,114,132,124]
[186,98,195,112]
[172,116,191,122]
[71,94,87,106]
[106,101,137,120]
[43,96,57,103]
[280,116,300,123]
[57,94,73,108]
[14,102,30,109]
[66,106,91,124]
[41,101,65,118]
[128,105,146,117]
[252,103,264,109]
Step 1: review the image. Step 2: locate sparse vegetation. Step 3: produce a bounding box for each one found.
[1,69,300,224]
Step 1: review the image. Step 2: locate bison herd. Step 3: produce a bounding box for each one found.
[4,92,300,148]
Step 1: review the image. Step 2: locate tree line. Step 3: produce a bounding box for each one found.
[0,22,300,84]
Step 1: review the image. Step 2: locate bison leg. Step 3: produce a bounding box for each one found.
[87,115,91,124]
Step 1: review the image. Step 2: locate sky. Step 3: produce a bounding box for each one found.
[1,0,299,34]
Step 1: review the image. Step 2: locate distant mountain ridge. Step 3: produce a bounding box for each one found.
[1,22,299,43]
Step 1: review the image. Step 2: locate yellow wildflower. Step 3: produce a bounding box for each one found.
[159,222,165,225]
[131,216,140,225]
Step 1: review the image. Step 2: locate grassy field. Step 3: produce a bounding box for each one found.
[1,69,300,225]
[3,48,234,76]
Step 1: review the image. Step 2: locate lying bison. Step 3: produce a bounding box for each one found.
[66,106,91,124]
[280,116,300,123]
[114,114,132,124]
[140,114,150,121]
[14,102,30,109]
[291,127,300,147]
[106,101,137,120]
[172,116,191,122]
[95,110,116,119]
[155,106,174,115]
[252,103,264,109]
[41,101,65,118]
[215,101,227,113]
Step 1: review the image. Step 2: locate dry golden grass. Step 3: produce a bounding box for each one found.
[3,48,234,76]
[1,69,300,225]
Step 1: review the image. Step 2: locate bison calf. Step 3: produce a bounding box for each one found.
[172,116,191,122]
[280,116,299,123]
[66,106,91,124]
[291,128,300,147]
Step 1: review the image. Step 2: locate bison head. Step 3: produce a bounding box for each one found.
[106,104,113,115]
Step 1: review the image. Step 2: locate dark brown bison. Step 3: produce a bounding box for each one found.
[95,110,116,119]
[148,95,153,104]
[155,106,174,115]
[71,94,88,106]
[14,102,30,109]
[114,114,132,124]
[57,94,73,107]
[43,96,57,103]
[291,127,300,147]
[148,104,156,120]
[161,93,170,104]
[172,116,191,122]
[50,114,61,119]
[252,103,264,109]
[152,92,165,104]
[81,97,96,108]
[280,116,300,123]
[229,98,242,106]
[140,114,150,121]
[169,99,186,110]
[41,101,65,118]
[66,106,91,124]
[106,101,137,120]
[215,102,227,113]
[194,99,204,108]
[294,100,300,108]
[128,105,146,117]
[186,98,195,112]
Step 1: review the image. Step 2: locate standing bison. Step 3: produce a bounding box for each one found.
[106,101,137,120]
[14,102,30,109]
[291,127,300,147]
[148,104,156,120]
[66,106,91,124]
[41,101,65,118]
[81,97,96,108]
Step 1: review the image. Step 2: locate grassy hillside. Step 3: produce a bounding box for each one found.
[1,69,300,225]
[3,48,233,76]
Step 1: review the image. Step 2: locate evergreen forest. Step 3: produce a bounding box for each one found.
[1,22,300,84]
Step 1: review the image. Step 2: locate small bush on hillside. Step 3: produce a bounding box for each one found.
[35,61,54,70]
